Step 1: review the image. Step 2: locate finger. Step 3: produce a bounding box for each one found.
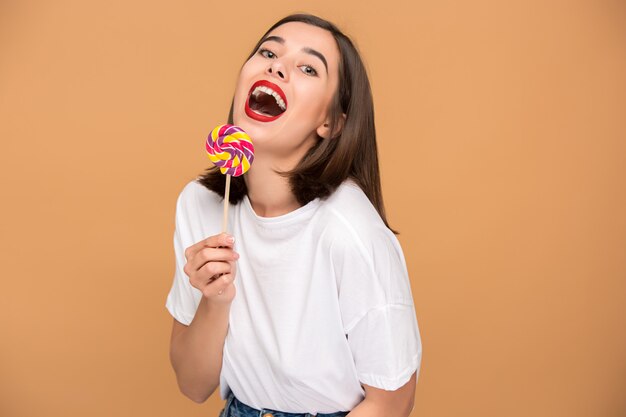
[227,259,237,280]
[203,273,234,298]
[203,260,237,285]
[184,233,235,260]
[198,260,232,283]
[186,247,239,273]
[189,261,231,290]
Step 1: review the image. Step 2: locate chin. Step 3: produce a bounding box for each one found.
[232,116,267,145]
[232,112,250,131]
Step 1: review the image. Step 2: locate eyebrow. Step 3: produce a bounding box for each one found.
[260,35,328,74]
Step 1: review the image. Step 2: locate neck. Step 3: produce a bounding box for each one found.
[243,132,320,217]
[244,153,301,217]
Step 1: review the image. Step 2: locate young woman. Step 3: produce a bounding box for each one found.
[166,13,422,417]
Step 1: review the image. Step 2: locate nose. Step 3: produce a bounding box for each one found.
[266,60,287,81]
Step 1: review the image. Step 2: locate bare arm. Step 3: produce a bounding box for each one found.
[169,233,239,403]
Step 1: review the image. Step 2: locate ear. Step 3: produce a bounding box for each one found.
[317,113,347,140]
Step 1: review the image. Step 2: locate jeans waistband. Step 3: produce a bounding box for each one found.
[221,390,349,417]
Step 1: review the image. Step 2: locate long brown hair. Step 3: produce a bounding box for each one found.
[198,13,397,233]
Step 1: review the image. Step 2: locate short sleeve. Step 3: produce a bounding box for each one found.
[332,223,422,391]
[165,182,204,325]
[347,303,422,391]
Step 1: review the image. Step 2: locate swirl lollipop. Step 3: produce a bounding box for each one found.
[205,124,254,232]
[205,124,254,177]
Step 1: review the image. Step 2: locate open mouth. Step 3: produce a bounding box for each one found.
[245,80,288,122]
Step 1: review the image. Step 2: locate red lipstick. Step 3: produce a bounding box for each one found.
[245,80,288,122]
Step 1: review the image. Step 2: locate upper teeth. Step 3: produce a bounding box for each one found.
[252,86,286,111]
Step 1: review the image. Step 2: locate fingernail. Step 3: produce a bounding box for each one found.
[233,252,240,259]
[226,235,235,243]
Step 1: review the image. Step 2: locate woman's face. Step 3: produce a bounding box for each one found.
[232,21,341,166]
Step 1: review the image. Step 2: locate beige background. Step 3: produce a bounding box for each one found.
[1,0,625,416]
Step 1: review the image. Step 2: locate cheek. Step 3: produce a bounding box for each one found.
[233,82,246,109]
[233,62,257,105]
[299,85,332,122]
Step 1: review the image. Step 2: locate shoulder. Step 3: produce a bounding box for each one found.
[319,180,402,264]
[322,180,382,227]
[175,178,222,214]
[173,178,225,239]
[320,181,414,310]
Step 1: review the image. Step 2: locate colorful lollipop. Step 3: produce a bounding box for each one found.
[205,124,254,176]
[205,124,254,231]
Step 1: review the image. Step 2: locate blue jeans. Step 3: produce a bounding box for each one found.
[218,390,350,417]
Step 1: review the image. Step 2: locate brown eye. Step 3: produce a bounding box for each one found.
[259,48,276,59]
[300,65,318,76]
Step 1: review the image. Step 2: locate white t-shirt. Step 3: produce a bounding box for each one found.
[165,178,422,414]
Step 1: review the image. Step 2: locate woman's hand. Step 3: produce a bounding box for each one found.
[183,233,239,304]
